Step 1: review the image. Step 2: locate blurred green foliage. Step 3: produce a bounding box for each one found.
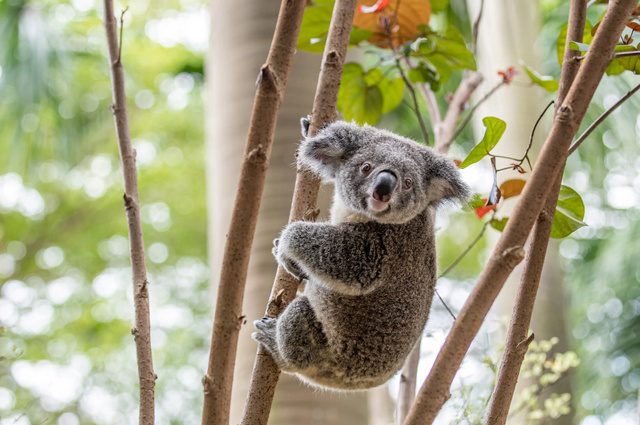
[0,0,209,423]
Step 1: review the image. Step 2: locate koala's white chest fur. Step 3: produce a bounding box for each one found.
[329,192,371,225]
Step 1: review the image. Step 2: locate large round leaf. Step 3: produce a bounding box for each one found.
[353,0,431,48]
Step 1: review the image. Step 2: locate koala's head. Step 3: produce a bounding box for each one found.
[298,121,470,224]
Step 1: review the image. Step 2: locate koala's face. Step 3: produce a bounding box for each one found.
[299,121,470,224]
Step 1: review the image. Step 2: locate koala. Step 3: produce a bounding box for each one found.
[252,120,470,390]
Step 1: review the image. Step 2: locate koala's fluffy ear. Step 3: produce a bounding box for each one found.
[298,121,361,180]
[426,153,471,204]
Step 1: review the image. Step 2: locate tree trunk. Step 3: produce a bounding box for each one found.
[468,1,573,422]
[206,1,368,424]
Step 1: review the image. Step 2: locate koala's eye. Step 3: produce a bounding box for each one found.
[404,178,413,189]
[361,163,372,173]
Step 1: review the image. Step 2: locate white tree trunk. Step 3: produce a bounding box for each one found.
[468,1,573,423]
[206,1,369,424]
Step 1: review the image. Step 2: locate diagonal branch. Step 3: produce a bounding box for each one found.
[102,3,155,424]
[200,1,308,424]
[239,1,359,424]
[403,1,638,424]
[569,81,640,154]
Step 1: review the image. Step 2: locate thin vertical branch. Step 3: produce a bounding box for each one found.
[103,3,155,424]
[484,3,587,423]
[200,1,307,424]
[396,340,421,425]
[403,2,638,424]
[239,1,359,424]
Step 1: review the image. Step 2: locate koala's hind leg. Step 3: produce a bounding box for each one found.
[253,296,329,373]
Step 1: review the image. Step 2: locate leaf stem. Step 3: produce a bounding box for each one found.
[438,219,491,279]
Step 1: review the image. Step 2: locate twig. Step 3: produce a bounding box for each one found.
[117,7,127,63]
[200,1,307,424]
[435,289,457,320]
[576,50,640,61]
[438,220,490,279]
[448,80,505,144]
[103,2,155,424]
[396,60,431,145]
[403,2,638,424]
[472,0,486,54]
[508,100,555,171]
[239,1,359,424]
[568,81,640,154]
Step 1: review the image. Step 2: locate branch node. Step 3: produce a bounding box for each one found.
[303,208,321,221]
[325,50,340,65]
[131,327,138,336]
[238,315,247,329]
[134,280,149,298]
[248,144,267,164]
[202,375,213,395]
[556,104,573,122]
[501,246,525,265]
[516,332,535,354]
[256,64,279,93]
[273,288,286,308]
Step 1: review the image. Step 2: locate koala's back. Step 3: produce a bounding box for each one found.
[302,209,437,389]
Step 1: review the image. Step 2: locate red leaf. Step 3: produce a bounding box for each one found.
[627,21,640,31]
[497,66,518,85]
[475,199,497,218]
[510,163,526,174]
[359,0,393,13]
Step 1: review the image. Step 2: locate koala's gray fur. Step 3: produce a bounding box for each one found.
[252,120,470,390]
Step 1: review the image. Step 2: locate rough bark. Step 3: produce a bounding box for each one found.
[102,3,155,424]
[239,1,359,424]
[201,1,307,424]
[403,2,638,423]
[484,2,587,423]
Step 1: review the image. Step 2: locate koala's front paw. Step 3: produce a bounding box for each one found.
[273,236,307,281]
[252,317,282,364]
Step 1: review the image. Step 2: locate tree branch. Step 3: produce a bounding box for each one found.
[102,3,155,424]
[569,81,640,154]
[239,1,359,424]
[397,340,421,425]
[200,1,307,424]
[394,60,430,145]
[472,0,486,54]
[436,72,484,152]
[403,2,637,424]
[485,4,588,423]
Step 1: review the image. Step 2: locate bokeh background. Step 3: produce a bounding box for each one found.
[1,0,639,424]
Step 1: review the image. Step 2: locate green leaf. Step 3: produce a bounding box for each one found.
[607,45,640,76]
[463,193,486,211]
[412,26,477,73]
[550,185,586,239]
[337,63,382,125]
[520,61,559,92]
[557,21,593,66]
[490,218,508,232]
[459,117,507,169]
[349,27,373,45]
[430,0,449,13]
[569,41,590,52]
[379,78,405,113]
[296,1,334,53]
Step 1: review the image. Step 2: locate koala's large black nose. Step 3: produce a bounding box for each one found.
[372,171,397,203]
